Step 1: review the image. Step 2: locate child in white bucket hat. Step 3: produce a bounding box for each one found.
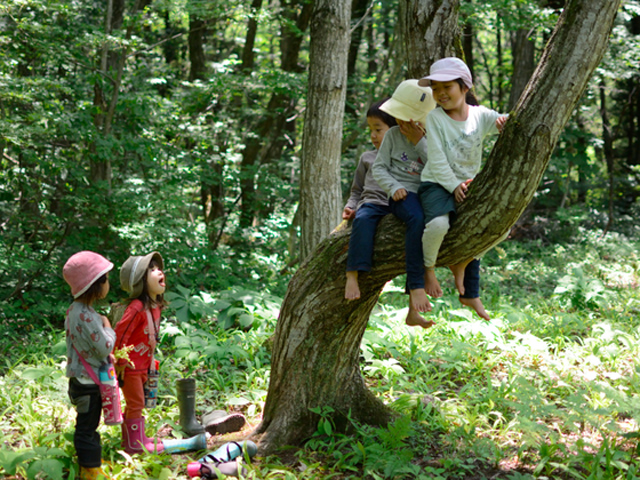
[417,57,508,321]
[369,80,436,324]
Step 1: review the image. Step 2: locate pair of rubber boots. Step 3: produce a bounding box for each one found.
[177,378,246,436]
[187,440,258,478]
[121,416,207,454]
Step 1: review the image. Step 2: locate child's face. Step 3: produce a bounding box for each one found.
[99,278,110,299]
[430,80,468,111]
[367,116,391,150]
[146,265,166,299]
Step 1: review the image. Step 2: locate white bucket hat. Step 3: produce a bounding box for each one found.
[418,57,473,89]
[379,80,436,124]
[120,252,164,298]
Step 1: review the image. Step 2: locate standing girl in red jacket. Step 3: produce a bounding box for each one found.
[114,252,205,454]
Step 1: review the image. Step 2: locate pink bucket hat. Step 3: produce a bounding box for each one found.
[63,251,114,298]
[379,80,436,124]
[418,57,473,89]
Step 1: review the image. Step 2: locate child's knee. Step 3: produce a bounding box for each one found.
[424,215,450,238]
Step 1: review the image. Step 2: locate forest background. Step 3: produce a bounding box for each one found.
[2,0,640,479]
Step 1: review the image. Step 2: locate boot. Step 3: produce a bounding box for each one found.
[162,432,207,454]
[198,440,258,463]
[79,466,110,480]
[176,378,205,436]
[202,409,246,435]
[187,460,246,478]
[121,417,165,454]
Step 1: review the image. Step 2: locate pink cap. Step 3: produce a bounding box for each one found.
[63,251,113,298]
[418,57,473,89]
[187,462,202,477]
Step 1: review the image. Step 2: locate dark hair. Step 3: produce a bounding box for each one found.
[452,78,479,106]
[367,98,398,128]
[137,258,167,310]
[76,274,108,306]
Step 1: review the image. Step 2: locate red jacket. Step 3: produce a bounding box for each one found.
[114,299,161,374]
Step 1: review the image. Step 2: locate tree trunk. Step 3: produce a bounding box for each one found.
[240,0,263,73]
[238,0,313,228]
[257,0,621,455]
[299,0,351,260]
[399,0,461,78]
[188,10,206,81]
[508,28,536,110]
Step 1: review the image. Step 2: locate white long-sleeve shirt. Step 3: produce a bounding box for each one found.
[420,106,504,193]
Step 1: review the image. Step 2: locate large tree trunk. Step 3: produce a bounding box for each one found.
[399,0,460,78]
[299,0,351,260]
[257,0,621,455]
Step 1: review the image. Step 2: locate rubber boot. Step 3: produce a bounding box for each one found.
[187,460,246,478]
[176,378,205,436]
[162,432,207,454]
[121,417,165,454]
[198,440,258,463]
[202,409,246,435]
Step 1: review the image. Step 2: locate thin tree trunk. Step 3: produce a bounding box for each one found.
[257,0,621,455]
[240,0,263,73]
[298,0,351,260]
[508,28,536,110]
[600,79,615,231]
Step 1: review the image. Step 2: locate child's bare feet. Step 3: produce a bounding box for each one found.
[405,304,435,329]
[424,268,442,298]
[449,259,472,296]
[345,271,361,300]
[459,296,490,321]
[409,288,431,312]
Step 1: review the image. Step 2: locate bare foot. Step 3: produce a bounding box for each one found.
[449,259,472,296]
[424,269,443,298]
[409,288,432,312]
[345,271,361,300]
[405,304,435,329]
[459,296,490,321]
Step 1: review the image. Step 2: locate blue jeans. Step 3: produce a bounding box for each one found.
[389,192,425,290]
[346,193,425,290]
[347,203,392,272]
[461,259,480,299]
[69,378,103,468]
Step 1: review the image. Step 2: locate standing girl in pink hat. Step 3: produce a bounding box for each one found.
[63,251,115,480]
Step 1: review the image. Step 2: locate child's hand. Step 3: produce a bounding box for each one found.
[454,182,468,202]
[496,115,507,132]
[392,188,408,201]
[398,119,425,146]
[342,207,355,220]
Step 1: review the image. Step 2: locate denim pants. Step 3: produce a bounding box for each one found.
[346,203,392,272]
[347,193,425,290]
[68,378,102,468]
[389,192,425,290]
[461,259,481,299]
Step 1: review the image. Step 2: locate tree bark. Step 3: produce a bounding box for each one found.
[508,28,536,110]
[399,0,461,78]
[299,0,351,260]
[258,0,621,455]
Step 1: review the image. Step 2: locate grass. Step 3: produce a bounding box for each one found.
[1,226,640,479]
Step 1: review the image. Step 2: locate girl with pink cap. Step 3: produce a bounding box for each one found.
[63,250,115,480]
